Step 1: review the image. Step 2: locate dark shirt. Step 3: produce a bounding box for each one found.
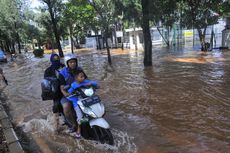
[44,64,65,99]
[44,64,65,78]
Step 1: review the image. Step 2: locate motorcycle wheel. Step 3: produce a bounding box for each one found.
[93,126,114,145]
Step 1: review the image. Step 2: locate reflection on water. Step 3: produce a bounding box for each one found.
[0,48,230,153]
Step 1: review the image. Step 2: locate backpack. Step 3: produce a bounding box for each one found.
[41,77,60,101]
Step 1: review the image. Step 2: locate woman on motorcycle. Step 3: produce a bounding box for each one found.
[44,53,65,132]
[59,54,87,137]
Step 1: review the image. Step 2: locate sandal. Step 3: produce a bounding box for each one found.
[75,132,81,139]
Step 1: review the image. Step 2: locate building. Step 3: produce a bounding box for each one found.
[123,27,163,50]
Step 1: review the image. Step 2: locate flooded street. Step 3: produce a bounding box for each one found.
[0,47,230,153]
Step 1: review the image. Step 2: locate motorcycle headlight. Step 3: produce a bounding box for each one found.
[83,88,94,97]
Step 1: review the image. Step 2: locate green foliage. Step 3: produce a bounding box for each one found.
[40,0,64,57]
[89,0,116,34]
[180,0,222,50]
[181,0,222,29]
[122,0,142,27]
[63,0,97,38]
[35,11,54,45]
[149,0,179,28]
[0,0,22,46]
[0,0,38,52]
[220,0,230,17]
[33,48,44,57]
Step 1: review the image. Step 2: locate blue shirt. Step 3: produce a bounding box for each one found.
[67,79,97,108]
[59,67,84,86]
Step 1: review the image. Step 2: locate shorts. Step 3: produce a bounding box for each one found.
[60,97,70,105]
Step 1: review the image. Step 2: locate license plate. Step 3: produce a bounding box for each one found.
[82,95,101,107]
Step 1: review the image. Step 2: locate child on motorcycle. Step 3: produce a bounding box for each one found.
[67,70,98,138]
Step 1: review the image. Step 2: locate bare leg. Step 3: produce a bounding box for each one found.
[74,105,83,137]
[62,100,78,131]
[54,113,59,133]
[77,125,81,134]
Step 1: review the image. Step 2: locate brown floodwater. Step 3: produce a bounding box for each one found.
[0,47,230,153]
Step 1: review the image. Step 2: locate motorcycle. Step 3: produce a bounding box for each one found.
[67,85,114,145]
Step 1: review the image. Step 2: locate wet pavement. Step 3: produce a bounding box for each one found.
[0,47,230,153]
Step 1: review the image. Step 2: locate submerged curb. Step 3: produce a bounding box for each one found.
[0,105,24,153]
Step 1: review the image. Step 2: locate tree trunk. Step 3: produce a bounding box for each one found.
[76,37,79,45]
[226,17,230,29]
[133,26,138,51]
[95,30,101,50]
[197,28,207,51]
[95,31,98,49]
[141,0,152,66]
[12,42,16,53]
[105,28,112,65]
[7,42,10,52]
[193,26,195,47]
[167,26,170,46]
[70,36,74,54]
[0,41,3,49]
[16,32,21,54]
[37,37,41,49]
[121,12,124,50]
[51,38,54,52]
[16,32,21,53]
[210,26,214,50]
[155,25,169,46]
[14,22,21,54]
[3,42,7,52]
[47,0,64,57]
[69,26,74,54]
[114,25,117,48]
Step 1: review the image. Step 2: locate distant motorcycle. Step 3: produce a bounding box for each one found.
[67,85,114,145]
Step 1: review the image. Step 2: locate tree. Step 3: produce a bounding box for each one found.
[63,0,96,53]
[121,0,153,65]
[41,0,64,57]
[181,0,222,51]
[88,0,116,65]
[220,0,230,29]
[30,12,54,50]
[121,0,142,50]
[0,0,23,53]
[149,0,180,47]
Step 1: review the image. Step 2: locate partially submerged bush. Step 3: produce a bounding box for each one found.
[33,49,44,57]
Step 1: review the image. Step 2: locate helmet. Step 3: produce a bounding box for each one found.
[64,54,78,67]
